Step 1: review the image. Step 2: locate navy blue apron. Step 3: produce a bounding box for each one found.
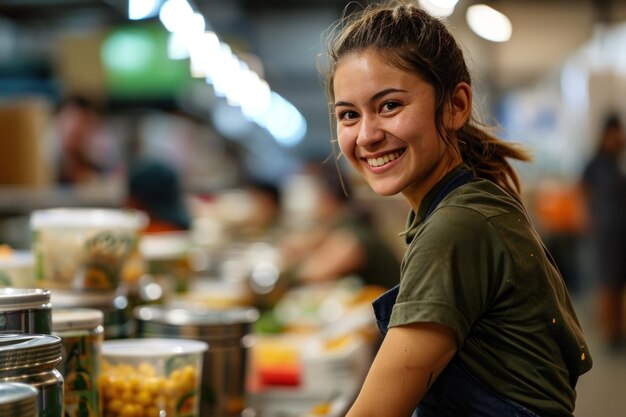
[372,170,540,417]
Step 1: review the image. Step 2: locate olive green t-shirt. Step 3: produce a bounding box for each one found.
[389,170,592,417]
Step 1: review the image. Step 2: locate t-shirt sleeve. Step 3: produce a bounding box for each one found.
[388,206,505,346]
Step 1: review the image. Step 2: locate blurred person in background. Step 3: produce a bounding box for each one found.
[53,95,121,184]
[323,2,592,416]
[581,113,626,352]
[241,177,284,241]
[280,160,401,290]
[125,158,191,234]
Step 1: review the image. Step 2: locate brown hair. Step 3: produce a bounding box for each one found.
[321,0,530,199]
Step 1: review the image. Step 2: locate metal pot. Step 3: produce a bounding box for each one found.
[134,305,259,417]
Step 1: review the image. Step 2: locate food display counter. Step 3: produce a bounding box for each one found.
[0,207,383,417]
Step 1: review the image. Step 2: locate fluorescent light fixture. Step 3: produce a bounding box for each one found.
[129,0,160,20]
[241,77,271,122]
[158,3,307,147]
[466,4,512,42]
[159,0,194,33]
[264,92,307,147]
[419,0,458,18]
[167,32,189,60]
[189,31,220,78]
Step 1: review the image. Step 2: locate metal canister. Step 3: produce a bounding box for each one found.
[50,290,131,339]
[0,382,39,417]
[0,333,64,417]
[134,305,259,417]
[0,288,52,335]
[53,308,104,417]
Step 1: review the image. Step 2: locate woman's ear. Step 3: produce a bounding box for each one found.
[446,82,472,131]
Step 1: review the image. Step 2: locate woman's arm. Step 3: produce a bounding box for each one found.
[346,322,457,417]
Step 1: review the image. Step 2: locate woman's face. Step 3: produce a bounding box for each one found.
[333,49,460,209]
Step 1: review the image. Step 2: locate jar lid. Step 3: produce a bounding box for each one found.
[103,338,208,357]
[50,289,118,307]
[0,334,62,372]
[0,288,51,311]
[30,208,148,230]
[134,305,259,326]
[0,382,38,416]
[52,308,104,332]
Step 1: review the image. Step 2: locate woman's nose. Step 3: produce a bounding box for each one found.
[356,115,384,147]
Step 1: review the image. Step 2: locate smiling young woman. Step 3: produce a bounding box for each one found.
[320,1,592,417]
[333,48,469,209]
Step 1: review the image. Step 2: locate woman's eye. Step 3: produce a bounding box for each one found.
[338,110,359,121]
[382,101,400,112]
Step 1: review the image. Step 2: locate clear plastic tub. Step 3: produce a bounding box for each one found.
[100,338,208,417]
[30,208,147,291]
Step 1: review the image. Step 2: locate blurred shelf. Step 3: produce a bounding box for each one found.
[0,179,124,216]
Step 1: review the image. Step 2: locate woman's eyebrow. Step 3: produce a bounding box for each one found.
[334,88,407,108]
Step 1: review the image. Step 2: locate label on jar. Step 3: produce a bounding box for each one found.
[58,331,102,417]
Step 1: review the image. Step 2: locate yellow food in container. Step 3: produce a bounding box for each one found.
[100,338,207,417]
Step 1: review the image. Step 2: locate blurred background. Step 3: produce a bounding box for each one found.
[0,0,625,416]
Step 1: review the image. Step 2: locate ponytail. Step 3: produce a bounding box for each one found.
[457,123,531,200]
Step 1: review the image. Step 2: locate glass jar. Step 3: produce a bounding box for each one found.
[53,308,104,417]
[0,288,51,334]
[0,334,64,417]
[0,382,39,417]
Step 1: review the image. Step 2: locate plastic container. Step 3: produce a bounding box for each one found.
[100,338,207,417]
[50,289,132,340]
[140,231,192,294]
[134,306,259,417]
[53,308,104,417]
[30,208,147,291]
[0,333,64,417]
[0,250,35,288]
[0,288,51,334]
[0,382,39,417]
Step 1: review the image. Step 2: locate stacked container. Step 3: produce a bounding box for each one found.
[53,308,104,417]
[0,288,52,335]
[134,305,259,416]
[0,334,64,417]
[0,382,39,417]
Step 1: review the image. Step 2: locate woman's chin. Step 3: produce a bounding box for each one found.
[368,183,401,197]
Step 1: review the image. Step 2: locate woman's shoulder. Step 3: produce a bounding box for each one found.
[436,178,525,220]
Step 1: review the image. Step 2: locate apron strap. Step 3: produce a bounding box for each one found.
[373,168,474,335]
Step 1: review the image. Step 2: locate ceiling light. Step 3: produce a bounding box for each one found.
[419,0,458,18]
[466,4,512,42]
[159,0,194,33]
[129,0,160,20]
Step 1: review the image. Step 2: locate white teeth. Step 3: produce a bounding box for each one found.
[367,151,403,167]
